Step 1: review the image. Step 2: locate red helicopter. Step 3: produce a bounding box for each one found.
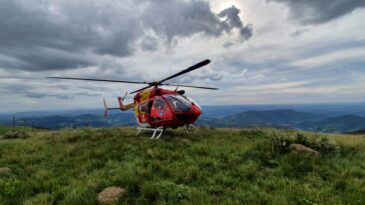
[47,59,217,139]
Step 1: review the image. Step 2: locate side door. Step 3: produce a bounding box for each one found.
[137,102,149,123]
[150,97,173,121]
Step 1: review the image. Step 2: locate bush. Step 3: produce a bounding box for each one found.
[3,130,30,139]
[158,181,189,203]
[271,133,296,154]
[272,132,339,154]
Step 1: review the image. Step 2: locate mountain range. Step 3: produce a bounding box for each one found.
[1,107,365,133]
[198,110,365,133]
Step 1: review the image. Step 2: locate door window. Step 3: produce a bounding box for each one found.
[138,102,148,113]
[150,97,171,121]
[153,98,166,109]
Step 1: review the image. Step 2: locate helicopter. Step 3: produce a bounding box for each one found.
[47,59,218,139]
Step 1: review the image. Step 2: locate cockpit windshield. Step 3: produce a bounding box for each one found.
[164,95,192,112]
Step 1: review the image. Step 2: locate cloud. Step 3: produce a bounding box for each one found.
[0,78,102,100]
[142,1,252,42]
[0,0,252,71]
[288,47,365,69]
[218,6,253,40]
[268,0,365,24]
[223,41,234,49]
[140,36,159,51]
[176,67,248,85]
[1,0,365,112]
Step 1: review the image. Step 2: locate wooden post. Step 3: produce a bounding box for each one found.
[12,116,15,131]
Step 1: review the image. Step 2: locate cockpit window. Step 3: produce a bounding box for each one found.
[165,95,192,112]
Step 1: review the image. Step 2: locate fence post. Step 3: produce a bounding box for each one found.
[12,116,15,131]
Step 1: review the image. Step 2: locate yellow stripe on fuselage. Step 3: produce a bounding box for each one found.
[134,88,153,116]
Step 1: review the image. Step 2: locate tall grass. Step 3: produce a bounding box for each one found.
[0,127,364,204]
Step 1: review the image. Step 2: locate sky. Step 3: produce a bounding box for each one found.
[0,0,365,113]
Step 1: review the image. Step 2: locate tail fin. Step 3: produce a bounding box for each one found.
[103,98,108,117]
[118,96,123,109]
[118,92,128,110]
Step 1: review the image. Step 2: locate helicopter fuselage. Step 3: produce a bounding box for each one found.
[133,87,202,129]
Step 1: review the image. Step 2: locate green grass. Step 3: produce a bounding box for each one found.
[1,127,365,204]
[0,125,13,135]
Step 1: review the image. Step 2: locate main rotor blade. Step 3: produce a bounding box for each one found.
[46,77,149,84]
[130,85,153,94]
[162,83,218,90]
[158,59,211,83]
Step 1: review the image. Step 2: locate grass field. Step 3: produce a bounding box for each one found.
[0,125,13,135]
[1,127,365,204]
[0,125,33,136]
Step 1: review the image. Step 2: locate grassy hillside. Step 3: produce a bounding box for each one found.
[0,128,365,204]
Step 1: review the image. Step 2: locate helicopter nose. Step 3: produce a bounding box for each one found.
[175,105,202,123]
[191,105,202,116]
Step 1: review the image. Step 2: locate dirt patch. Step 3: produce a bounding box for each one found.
[180,138,192,145]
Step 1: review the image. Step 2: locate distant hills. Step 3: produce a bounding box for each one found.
[201,109,323,128]
[198,110,365,133]
[1,103,365,133]
[299,115,365,133]
[347,128,365,135]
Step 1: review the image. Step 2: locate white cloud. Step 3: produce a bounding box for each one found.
[288,47,365,69]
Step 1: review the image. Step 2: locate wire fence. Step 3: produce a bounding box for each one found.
[0,116,35,131]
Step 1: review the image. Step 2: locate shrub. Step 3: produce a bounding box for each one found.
[158,181,189,203]
[3,130,30,139]
[272,132,339,154]
[311,136,340,154]
[271,133,296,154]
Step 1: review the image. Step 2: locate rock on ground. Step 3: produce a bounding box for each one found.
[97,186,125,204]
[180,138,192,144]
[0,167,11,174]
[289,143,320,156]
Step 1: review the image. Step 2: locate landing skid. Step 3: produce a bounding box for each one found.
[184,124,199,134]
[136,126,164,139]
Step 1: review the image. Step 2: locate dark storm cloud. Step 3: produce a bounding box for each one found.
[269,0,365,24]
[218,6,252,40]
[0,0,141,71]
[142,1,252,42]
[0,0,252,72]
